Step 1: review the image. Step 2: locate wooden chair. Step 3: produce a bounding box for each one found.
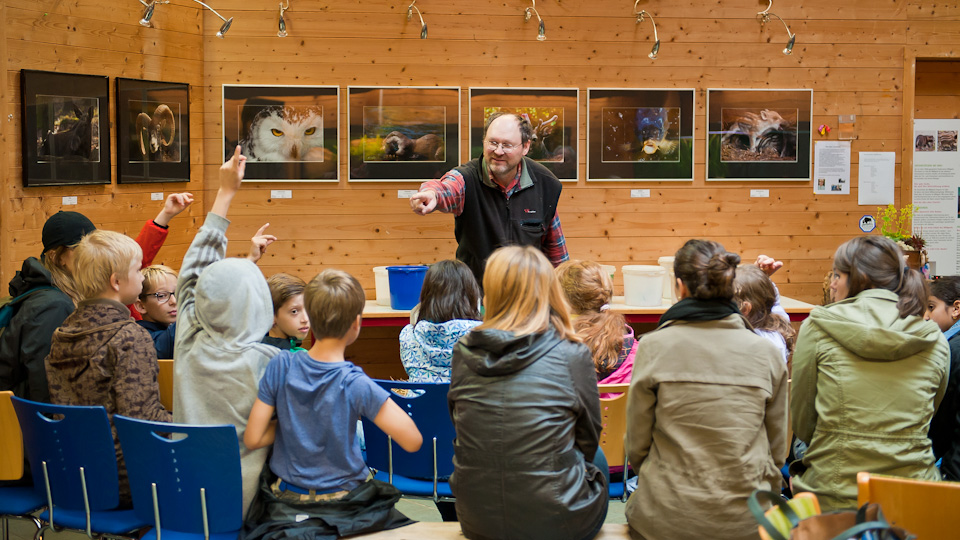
[597,383,630,501]
[857,471,960,539]
[157,359,173,411]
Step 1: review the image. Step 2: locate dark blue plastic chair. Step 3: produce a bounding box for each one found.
[10,397,148,539]
[114,415,242,540]
[0,391,43,540]
[361,381,454,501]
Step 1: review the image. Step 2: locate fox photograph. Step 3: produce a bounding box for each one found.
[483,106,564,162]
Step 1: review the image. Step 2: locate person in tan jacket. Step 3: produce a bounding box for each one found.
[791,236,949,511]
[625,239,788,540]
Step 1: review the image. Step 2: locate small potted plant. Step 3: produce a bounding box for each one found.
[875,204,927,271]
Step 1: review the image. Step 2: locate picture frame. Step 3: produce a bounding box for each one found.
[347,86,461,182]
[706,88,813,181]
[20,70,111,187]
[222,85,339,182]
[469,87,578,182]
[116,78,190,184]
[586,88,695,182]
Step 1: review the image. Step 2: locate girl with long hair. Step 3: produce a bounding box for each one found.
[791,235,949,510]
[448,246,608,540]
[734,264,796,364]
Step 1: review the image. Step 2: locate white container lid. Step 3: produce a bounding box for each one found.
[622,265,665,276]
[658,256,675,264]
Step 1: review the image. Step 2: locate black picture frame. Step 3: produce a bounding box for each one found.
[116,78,190,184]
[222,85,339,182]
[587,88,695,182]
[469,87,579,182]
[347,86,461,182]
[20,70,111,187]
[706,88,813,181]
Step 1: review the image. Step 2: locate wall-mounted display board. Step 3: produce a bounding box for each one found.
[586,88,695,182]
[21,70,111,187]
[706,88,813,181]
[116,78,190,184]
[912,118,960,277]
[469,87,578,182]
[222,85,339,182]
[347,86,461,182]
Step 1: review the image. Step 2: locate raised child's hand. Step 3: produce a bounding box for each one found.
[247,223,277,264]
[219,145,246,194]
[755,254,784,276]
[154,192,195,227]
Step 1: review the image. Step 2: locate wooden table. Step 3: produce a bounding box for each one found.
[361,296,815,327]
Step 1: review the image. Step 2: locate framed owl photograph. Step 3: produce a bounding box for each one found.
[116,78,190,184]
[347,86,461,182]
[222,85,339,182]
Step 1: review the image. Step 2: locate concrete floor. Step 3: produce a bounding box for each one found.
[4,499,627,540]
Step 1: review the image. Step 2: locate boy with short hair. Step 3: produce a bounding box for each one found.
[45,229,171,506]
[244,269,421,528]
[134,264,179,359]
[263,272,310,351]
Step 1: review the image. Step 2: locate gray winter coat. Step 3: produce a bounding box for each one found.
[448,328,607,540]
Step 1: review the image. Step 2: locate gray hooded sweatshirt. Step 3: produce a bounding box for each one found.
[173,212,279,518]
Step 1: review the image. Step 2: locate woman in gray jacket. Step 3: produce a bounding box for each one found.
[448,245,608,540]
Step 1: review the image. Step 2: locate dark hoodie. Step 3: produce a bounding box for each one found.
[447,328,607,540]
[45,298,171,506]
[0,257,75,402]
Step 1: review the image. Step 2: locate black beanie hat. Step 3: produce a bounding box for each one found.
[41,211,97,256]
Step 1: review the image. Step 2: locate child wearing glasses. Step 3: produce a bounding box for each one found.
[135,265,179,359]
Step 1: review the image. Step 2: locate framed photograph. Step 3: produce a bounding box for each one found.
[469,87,578,181]
[222,85,339,182]
[116,78,190,184]
[20,70,111,187]
[706,88,813,181]
[586,88,695,181]
[347,86,460,182]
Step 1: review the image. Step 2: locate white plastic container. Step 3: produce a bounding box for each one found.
[622,265,666,307]
[373,266,391,306]
[658,256,677,304]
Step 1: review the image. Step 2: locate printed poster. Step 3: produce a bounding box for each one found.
[912,119,960,276]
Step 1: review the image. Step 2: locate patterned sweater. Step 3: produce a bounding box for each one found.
[45,298,171,506]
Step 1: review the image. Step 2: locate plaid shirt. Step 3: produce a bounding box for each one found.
[419,161,569,266]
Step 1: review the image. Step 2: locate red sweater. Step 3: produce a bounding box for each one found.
[128,220,169,320]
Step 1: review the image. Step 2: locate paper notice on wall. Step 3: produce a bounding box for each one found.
[813,141,851,195]
[912,119,960,276]
[858,152,896,205]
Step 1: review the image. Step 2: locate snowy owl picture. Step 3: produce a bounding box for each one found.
[238,105,324,162]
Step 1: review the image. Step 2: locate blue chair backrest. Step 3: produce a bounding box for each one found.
[10,397,120,510]
[361,381,454,479]
[114,415,242,533]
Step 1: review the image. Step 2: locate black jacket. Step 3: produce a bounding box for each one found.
[0,257,74,402]
[448,328,606,540]
[930,331,960,480]
[137,319,176,359]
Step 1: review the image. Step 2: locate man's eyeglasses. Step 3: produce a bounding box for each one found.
[143,291,175,304]
[484,140,520,153]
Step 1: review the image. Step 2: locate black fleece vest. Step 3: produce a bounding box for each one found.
[453,157,562,283]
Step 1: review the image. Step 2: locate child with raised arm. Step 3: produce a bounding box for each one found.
[173,147,280,518]
[244,269,421,535]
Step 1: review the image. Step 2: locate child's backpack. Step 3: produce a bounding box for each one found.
[0,287,54,338]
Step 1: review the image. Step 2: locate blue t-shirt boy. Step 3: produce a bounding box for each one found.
[257,349,390,492]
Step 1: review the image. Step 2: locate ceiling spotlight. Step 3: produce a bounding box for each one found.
[406,0,427,39]
[758,0,796,56]
[524,0,545,41]
[138,1,233,38]
[139,0,167,27]
[634,3,660,60]
[278,1,289,38]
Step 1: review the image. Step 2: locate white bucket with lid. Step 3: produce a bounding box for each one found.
[622,265,666,307]
[373,266,391,306]
[658,256,677,304]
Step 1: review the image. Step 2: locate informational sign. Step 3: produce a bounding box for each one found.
[912,119,960,276]
[858,152,896,205]
[814,141,850,195]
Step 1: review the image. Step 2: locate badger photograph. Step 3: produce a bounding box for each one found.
[361,105,446,162]
[720,108,798,162]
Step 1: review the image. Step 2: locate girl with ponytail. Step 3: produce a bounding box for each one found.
[556,260,637,386]
[624,239,788,540]
[791,235,949,511]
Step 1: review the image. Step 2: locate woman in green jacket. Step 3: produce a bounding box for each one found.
[791,235,949,511]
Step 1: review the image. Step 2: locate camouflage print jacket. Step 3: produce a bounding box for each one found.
[45,297,172,507]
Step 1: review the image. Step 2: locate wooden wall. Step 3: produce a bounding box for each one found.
[2,1,959,310]
[0,0,205,286]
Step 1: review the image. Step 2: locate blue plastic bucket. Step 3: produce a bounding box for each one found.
[386,265,429,310]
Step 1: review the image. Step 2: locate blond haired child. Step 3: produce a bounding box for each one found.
[244,269,421,534]
[44,229,171,507]
[135,264,179,359]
